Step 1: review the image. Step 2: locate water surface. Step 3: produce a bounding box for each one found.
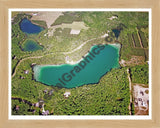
[22,39,43,51]
[112,29,121,38]
[20,18,44,34]
[33,44,121,88]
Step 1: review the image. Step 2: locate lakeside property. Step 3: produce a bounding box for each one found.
[33,44,120,88]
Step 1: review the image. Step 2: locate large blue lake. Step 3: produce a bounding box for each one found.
[33,44,120,88]
[20,18,44,34]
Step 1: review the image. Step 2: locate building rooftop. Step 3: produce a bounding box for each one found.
[24,70,29,74]
[64,91,71,98]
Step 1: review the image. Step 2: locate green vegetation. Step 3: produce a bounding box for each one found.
[138,30,148,48]
[12,99,40,115]
[130,48,145,57]
[132,33,141,47]
[32,20,48,29]
[51,12,82,26]
[11,11,149,115]
[12,68,130,115]
[12,22,26,74]
[54,27,72,37]
[53,68,130,115]
[144,49,149,60]
[21,39,43,51]
[130,64,149,85]
[11,12,19,17]
[13,13,32,24]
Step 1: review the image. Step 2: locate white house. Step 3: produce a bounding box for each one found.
[64,91,71,98]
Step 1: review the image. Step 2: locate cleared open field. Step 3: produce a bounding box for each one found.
[138,30,148,48]
[48,21,89,36]
[132,84,149,115]
[30,12,63,28]
[132,33,141,48]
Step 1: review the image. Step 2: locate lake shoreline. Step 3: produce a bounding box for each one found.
[33,43,121,88]
[33,43,121,66]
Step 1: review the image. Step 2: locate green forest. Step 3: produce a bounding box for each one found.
[11,11,149,116]
[12,68,130,115]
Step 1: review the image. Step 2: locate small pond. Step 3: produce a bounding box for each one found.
[22,39,43,52]
[112,29,121,38]
[20,18,44,34]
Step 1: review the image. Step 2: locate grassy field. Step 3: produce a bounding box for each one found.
[138,30,148,48]
[132,33,141,48]
[32,20,48,29]
[51,12,82,26]
[48,21,89,36]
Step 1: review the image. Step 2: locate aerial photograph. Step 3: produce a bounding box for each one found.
[11,10,149,116]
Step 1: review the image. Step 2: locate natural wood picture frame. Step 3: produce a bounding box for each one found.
[0,0,160,128]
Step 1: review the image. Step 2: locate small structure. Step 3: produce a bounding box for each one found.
[42,110,49,116]
[43,89,48,94]
[70,29,81,35]
[39,100,44,108]
[64,91,71,98]
[140,91,144,96]
[32,109,36,114]
[20,76,24,79]
[12,55,16,60]
[32,13,38,16]
[35,102,39,107]
[138,98,142,101]
[24,70,29,74]
[31,63,36,67]
[48,90,54,95]
[108,15,118,20]
[113,15,118,18]
[142,102,147,107]
[11,18,14,21]
[101,33,109,38]
[42,104,45,113]
[16,105,19,111]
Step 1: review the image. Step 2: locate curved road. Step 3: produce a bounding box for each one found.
[12,56,43,78]
[12,34,108,78]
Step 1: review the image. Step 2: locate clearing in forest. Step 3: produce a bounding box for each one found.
[30,12,63,28]
[48,21,89,36]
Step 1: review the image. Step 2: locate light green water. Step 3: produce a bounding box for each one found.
[33,44,121,88]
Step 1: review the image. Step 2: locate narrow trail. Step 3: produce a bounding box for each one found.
[127,68,132,115]
[62,37,99,55]
[12,56,43,78]
[136,28,144,48]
